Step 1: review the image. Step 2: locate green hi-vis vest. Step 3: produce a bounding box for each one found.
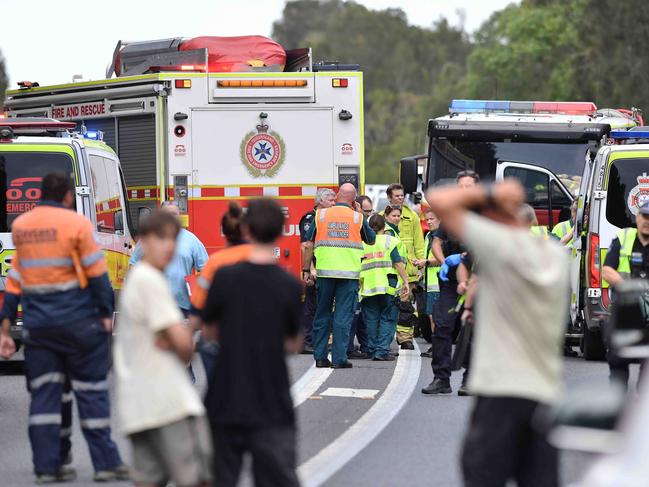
[617,227,637,278]
[314,205,364,279]
[530,226,550,239]
[424,232,440,293]
[552,220,573,239]
[360,234,399,297]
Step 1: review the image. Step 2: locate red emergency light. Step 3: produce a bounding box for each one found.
[148,65,206,73]
[532,102,597,116]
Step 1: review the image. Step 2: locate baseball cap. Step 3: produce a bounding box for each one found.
[639,200,649,215]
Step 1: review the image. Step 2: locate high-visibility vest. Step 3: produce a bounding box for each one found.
[360,234,399,297]
[552,220,573,239]
[617,227,637,278]
[314,205,364,279]
[424,232,440,293]
[530,226,550,239]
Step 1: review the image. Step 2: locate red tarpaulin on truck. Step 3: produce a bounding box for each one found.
[179,36,286,72]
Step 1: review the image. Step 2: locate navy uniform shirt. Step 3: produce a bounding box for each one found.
[299,208,316,244]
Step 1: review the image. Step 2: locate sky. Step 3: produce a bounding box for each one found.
[1,0,516,87]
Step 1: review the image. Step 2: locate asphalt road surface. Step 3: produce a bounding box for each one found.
[0,341,625,487]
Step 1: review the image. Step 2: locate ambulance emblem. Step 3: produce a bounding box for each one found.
[627,173,649,215]
[240,119,286,178]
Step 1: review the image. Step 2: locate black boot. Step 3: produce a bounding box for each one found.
[421,378,452,395]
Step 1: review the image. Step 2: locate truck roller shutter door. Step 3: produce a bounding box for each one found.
[83,119,117,150]
[117,115,157,223]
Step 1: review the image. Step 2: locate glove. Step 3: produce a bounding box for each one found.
[444,254,462,267]
[439,263,449,282]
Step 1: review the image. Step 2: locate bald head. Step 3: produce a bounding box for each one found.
[337,183,357,205]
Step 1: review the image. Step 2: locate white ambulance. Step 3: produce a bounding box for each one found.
[4,37,365,273]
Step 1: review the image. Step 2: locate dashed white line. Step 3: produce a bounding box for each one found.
[297,342,422,487]
[291,363,333,407]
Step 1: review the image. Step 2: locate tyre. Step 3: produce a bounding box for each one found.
[581,327,606,361]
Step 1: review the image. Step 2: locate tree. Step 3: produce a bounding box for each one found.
[0,49,7,107]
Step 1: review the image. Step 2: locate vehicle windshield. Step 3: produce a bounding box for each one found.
[606,157,649,229]
[429,140,590,194]
[0,151,75,232]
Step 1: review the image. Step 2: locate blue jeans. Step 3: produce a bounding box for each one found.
[362,294,398,358]
[313,278,358,365]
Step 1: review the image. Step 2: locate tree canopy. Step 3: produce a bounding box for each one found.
[0,49,7,107]
[273,0,649,183]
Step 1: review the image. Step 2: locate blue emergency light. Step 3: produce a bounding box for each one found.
[449,100,597,116]
[83,130,103,141]
[609,130,649,139]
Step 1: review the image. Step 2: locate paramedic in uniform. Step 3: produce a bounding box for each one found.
[302,183,376,369]
[0,173,127,483]
[299,188,336,354]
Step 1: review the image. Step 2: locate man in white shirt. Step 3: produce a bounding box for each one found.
[426,179,568,487]
[114,209,212,487]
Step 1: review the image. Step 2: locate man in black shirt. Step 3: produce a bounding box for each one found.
[602,201,649,386]
[203,198,302,487]
[299,188,336,354]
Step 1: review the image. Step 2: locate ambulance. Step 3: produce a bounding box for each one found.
[398,100,640,356]
[579,129,649,359]
[4,36,365,273]
[0,117,134,353]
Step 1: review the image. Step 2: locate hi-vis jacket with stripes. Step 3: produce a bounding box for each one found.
[1,201,114,328]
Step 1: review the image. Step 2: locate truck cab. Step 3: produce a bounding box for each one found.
[0,118,134,353]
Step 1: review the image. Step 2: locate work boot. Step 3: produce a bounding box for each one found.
[421,379,452,395]
[94,464,130,482]
[331,361,353,369]
[420,346,433,358]
[316,359,332,368]
[458,382,472,396]
[300,345,314,355]
[400,341,415,350]
[373,355,396,362]
[563,344,578,357]
[348,350,371,359]
[36,467,77,484]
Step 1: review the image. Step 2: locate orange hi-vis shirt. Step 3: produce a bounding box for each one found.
[4,202,112,328]
[190,243,253,313]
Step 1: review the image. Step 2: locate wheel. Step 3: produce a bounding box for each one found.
[581,327,606,361]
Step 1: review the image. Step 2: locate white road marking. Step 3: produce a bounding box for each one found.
[298,342,422,487]
[291,363,333,407]
[320,387,380,399]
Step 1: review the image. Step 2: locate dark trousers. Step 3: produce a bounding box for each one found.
[362,294,398,358]
[23,321,122,474]
[462,396,558,487]
[347,301,369,353]
[212,424,299,487]
[301,284,316,348]
[431,283,458,382]
[313,278,358,365]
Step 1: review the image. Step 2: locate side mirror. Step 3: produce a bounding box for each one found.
[400,157,418,194]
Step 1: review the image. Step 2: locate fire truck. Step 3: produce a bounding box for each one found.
[399,99,641,356]
[4,37,365,273]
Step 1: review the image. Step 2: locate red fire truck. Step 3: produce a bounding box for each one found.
[4,36,365,272]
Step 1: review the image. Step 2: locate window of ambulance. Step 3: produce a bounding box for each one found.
[0,151,74,232]
[89,155,124,235]
[606,157,649,229]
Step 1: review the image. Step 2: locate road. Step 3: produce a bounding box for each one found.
[0,341,619,487]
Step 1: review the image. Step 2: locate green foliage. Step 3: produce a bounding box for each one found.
[0,49,7,107]
[273,0,649,183]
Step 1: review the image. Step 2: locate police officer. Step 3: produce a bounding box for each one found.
[0,173,127,483]
[299,188,336,354]
[422,170,478,395]
[602,200,649,386]
[552,200,578,246]
[302,183,376,368]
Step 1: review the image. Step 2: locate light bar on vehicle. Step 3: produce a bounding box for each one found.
[449,100,597,116]
[83,130,103,141]
[216,79,308,88]
[609,130,649,139]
